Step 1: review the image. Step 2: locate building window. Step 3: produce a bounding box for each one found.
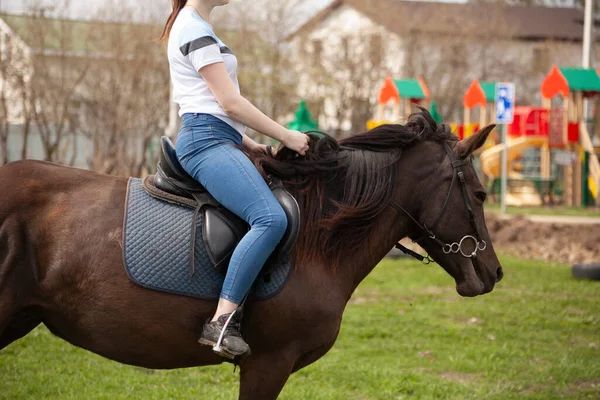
[369,34,382,66]
[448,44,466,68]
[341,37,350,60]
[312,39,322,67]
[532,47,550,74]
[0,32,6,62]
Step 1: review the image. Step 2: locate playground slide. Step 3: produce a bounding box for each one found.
[480,136,549,180]
[579,123,600,203]
[479,137,549,207]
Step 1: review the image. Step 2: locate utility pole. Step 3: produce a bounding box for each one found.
[582,0,593,125]
[582,0,592,69]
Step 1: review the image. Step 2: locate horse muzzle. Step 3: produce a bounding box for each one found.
[455,255,501,297]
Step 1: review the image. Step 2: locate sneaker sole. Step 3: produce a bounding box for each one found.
[198,338,243,360]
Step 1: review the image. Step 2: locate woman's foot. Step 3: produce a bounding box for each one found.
[198,312,250,358]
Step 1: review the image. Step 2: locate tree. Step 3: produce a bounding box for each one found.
[23,2,91,164]
[292,30,387,138]
[76,4,169,176]
[212,0,303,142]
[0,20,33,165]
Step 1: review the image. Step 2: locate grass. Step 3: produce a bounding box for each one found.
[1,255,599,399]
[485,204,600,217]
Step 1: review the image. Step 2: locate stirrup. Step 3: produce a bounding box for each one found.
[213,309,238,358]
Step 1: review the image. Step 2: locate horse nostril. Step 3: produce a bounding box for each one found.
[496,267,504,282]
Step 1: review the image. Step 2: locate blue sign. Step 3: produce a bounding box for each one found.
[495,83,515,124]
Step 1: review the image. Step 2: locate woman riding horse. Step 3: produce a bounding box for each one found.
[0,110,503,399]
[160,0,310,358]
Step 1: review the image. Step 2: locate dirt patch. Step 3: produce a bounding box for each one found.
[418,286,447,295]
[439,371,481,384]
[485,213,600,264]
[348,296,378,305]
[570,380,600,390]
[564,380,600,397]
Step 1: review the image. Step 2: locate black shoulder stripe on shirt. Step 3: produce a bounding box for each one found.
[220,46,233,55]
[180,36,218,56]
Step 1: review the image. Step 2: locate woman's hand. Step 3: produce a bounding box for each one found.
[282,130,310,156]
[242,135,267,154]
[252,143,270,155]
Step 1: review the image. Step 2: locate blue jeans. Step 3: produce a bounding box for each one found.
[176,113,288,304]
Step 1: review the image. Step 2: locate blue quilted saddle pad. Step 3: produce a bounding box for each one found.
[123,178,293,300]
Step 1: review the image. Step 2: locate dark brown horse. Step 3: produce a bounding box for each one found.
[0,111,502,399]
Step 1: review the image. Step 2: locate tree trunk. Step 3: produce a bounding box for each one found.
[21,119,30,160]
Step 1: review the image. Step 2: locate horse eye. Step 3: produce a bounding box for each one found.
[475,191,487,202]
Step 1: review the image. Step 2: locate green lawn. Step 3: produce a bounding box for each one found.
[1,255,599,399]
[485,204,600,218]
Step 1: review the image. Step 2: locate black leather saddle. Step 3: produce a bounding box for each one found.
[152,136,300,275]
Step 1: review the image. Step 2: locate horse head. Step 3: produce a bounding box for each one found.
[255,111,503,297]
[395,115,503,297]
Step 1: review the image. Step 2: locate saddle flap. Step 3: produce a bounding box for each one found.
[203,207,248,271]
[268,184,301,266]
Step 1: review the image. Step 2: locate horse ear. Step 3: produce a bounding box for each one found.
[455,124,496,159]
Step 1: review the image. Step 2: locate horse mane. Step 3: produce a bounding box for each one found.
[253,109,458,268]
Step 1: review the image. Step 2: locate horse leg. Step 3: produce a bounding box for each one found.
[0,297,15,345]
[238,352,295,400]
[0,307,42,350]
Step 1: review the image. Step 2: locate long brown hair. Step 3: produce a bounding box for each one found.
[158,0,187,45]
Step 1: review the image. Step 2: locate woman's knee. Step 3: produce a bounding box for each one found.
[270,207,288,237]
[253,205,288,238]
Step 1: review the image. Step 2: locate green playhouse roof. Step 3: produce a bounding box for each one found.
[393,79,427,100]
[559,68,600,92]
[480,82,498,103]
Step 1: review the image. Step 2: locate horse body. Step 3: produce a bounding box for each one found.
[0,113,503,399]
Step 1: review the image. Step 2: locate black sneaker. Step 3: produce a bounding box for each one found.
[198,312,250,358]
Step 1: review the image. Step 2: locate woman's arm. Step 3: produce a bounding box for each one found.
[241,134,265,153]
[199,62,309,155]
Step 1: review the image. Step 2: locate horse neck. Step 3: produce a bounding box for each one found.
[338,211,414,297]
[332,159,420,299]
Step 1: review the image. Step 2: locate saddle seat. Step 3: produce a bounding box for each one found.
[153,137,300,273]
[153,137,207,197]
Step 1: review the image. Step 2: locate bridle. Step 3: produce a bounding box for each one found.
[390,142,487,264]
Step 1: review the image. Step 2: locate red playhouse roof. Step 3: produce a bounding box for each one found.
[541,65,600,99]
[541,65,569,99]
[378,76,400,104]
[463,80,487,109]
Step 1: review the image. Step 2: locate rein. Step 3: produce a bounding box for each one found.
[390,142,486,264]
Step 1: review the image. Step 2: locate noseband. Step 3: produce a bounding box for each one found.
[390,142,486,264]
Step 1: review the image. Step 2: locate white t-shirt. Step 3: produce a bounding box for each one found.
[168,8,245,135]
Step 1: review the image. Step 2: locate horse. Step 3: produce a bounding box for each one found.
[0,110,503,399]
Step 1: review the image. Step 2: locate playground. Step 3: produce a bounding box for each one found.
[366,66,600,210]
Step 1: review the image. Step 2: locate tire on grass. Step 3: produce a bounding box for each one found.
[572,264,600,281]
